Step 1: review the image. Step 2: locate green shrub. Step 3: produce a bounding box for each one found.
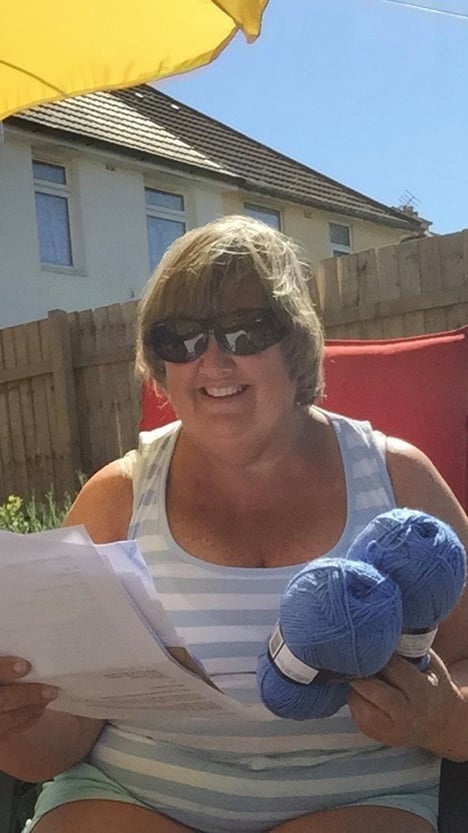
[0,474,87,533]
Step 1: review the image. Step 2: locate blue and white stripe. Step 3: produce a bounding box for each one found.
[89,412,440,832]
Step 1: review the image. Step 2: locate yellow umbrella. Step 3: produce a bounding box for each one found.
[1,0,269,119]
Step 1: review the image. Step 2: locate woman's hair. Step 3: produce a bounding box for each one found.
[136,214,324,405]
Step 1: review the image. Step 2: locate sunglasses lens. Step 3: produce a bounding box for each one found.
[148,322,207,363]
[220,310,286,356]
[148,310,286,363]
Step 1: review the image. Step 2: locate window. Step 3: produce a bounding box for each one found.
[329,222,352,257]
[245,204,281,230]
[33,160,73,266]
[145,188,186,271]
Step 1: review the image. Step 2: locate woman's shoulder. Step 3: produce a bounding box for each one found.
[385,435,450,504]
[312,405,373,431]
[122,419,181,485]
[64,459,134,544]
[63,422,181,543]
[311,406,382,451]
[385,436,468,536]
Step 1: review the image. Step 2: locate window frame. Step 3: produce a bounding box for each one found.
[31,154,75,270]
[31,156,85,275]
[144,186,187,271]
[329,221,353,257]
[244,203,282,230]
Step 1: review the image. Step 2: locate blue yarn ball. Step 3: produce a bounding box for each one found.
[350,508,467,668]
[257,646,349,718]
[257,557,403,720]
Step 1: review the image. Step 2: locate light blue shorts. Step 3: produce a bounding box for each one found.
[24,764,143,831]
[25,761,439,832]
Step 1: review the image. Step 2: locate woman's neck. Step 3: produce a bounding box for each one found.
[173,407,328,495]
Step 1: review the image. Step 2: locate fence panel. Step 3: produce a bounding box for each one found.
[71,302,139,483]
[0,303,139,504]
[315,228,468,339]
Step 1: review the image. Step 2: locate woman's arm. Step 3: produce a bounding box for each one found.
[0,693,104,782]
[385,438,468,667]
[0,459,134,781]
[348,438,468,761]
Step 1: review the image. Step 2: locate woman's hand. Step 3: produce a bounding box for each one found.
[0,656,58,740]
[348,651,467,759]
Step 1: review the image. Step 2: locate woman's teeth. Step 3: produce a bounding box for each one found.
[203,386,245,398]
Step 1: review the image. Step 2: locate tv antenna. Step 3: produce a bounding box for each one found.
[398,190,420,211]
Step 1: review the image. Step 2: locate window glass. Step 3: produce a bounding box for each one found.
[145,186,186,270]
[244,204,281,229]
[329,223,351,247]
[34,192,72,266]
[33,161,67,185]
[145,188,184,211]
[147,216,186,271]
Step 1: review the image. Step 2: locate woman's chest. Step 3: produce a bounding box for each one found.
[166,477,347,568]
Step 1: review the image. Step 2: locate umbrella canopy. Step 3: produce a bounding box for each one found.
[1,0,269,119]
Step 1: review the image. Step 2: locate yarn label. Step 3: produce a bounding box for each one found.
[268,623,319,684]
[397,628,438,658]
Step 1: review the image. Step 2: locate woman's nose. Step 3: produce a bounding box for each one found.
[199,334,234,369]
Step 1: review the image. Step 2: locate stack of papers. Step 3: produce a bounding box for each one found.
[0,526,261,722]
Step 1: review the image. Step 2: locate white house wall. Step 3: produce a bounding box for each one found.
[0,139,45,327]
[1,130,412,328]
[223,192,410,265]
[0,134,225,327]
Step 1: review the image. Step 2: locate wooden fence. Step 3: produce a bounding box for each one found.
[0,228,467,503]
[314,228,468,338]
[0,303,140,504]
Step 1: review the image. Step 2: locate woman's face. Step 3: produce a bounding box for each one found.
[163,286,298,450]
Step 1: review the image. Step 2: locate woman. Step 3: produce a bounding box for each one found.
[1,215,468,833]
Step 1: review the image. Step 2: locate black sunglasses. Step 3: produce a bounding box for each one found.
[146,308,287,364]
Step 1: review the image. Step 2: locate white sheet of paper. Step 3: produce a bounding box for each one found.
[96,539,184,648]
[0,526,267,721]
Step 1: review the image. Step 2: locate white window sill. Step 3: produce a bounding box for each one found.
[40,264,88,277]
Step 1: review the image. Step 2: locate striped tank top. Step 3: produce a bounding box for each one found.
[89,411,440,833]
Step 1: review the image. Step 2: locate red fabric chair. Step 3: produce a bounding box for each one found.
[321,327,468,511]
[140,384,177,432]
[140,327,468,510]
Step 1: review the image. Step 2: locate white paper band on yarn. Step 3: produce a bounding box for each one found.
[397,627,438,658]
[268,623,320,684]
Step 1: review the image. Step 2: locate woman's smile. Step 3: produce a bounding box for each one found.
[201,385,247,398]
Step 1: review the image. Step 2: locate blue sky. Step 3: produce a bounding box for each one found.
[160,0,468,235]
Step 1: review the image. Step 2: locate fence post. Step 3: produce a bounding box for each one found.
[48,309,82,497]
